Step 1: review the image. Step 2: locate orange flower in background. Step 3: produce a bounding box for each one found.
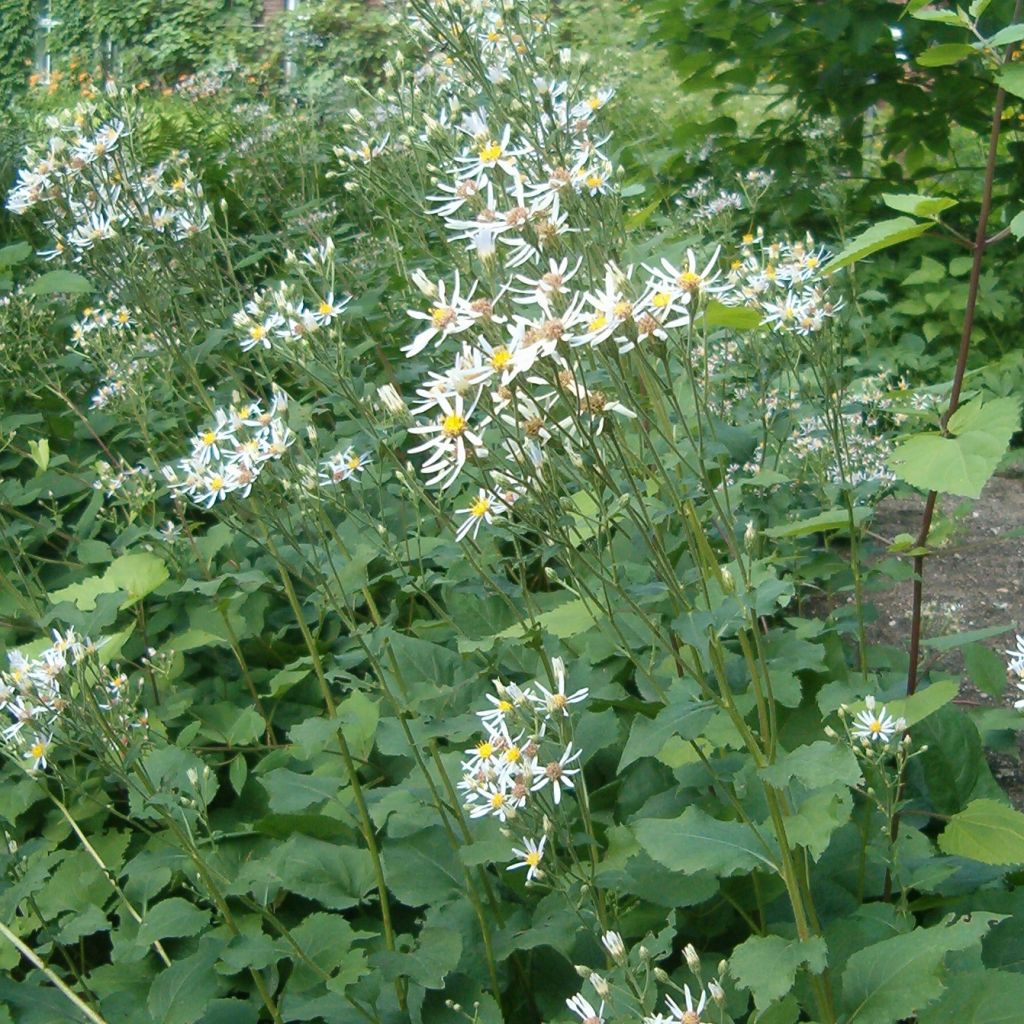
[28,73,40,87]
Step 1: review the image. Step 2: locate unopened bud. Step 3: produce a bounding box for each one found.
[654,967,671,984]
[590,973,609,998]
[575,964,591,979]
[601,930,626,962]
[709,979,725,1004]
[684,943,700,972]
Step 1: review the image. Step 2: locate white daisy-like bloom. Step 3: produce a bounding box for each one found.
[455,488,507,542]
[404,271,477,358]
[530,742,582,804]
[318,447,372,486]
[850,696,904,744]
[469,780,522,822]
[508,835,547,882]
[408,390,487,490]
[529,657,588,716]
[311,292,348,327]
[455,124,522,183]
[645,246,721,303]
[510,256,584,310]
[23,733,53,772]
[567,993,605,1024]
[67,211,118,250]
[663,984,708,1024]
[426,175,485,219]
[1005,634,1024,676]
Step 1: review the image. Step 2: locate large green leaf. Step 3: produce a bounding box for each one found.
[915,44,975,67]
[634,807,779,877]
[24,269,93,295]
[618,684,713,771]
[730,934,827,1009]
[882,192,958,216]
[888,396,1021,498]
[939,799,1024,864]
[827,217,933,272]
[996,64,1024,100]
[841,914,1001,1024]
[704,300,763,329]
[918,969,1024,1024]
[147,939,227,1024]
[49,553,169,611]
[765,506,871,539]
[136,898,210,945]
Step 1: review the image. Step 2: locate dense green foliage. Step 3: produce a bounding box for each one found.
[1,2,1024,1023]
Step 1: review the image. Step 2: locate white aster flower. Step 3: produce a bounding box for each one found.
[508,835,546,881]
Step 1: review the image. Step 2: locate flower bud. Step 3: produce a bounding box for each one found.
[684,943,701,972]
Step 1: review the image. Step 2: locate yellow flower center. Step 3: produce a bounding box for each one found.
[319,301,333,315]
[585,173,604,189]
[742,233,755,244]
[678,270,702,291]
[30,741,46,758]
[869,719,882,733]
[652,291,672,308]
[250,324,266,340]
[201,430,217,445]
[477,740,494,758]
[347,455,362,470]
[587,95,602,110]
[470,496,491,518]
[551,693,568,710]
[430,305,455,329]
[525,850,542,866]
[209,475,225,492]
[441,413,467,438]
[478,141,503,163]
[613,300,632,319]
[490,347,512,370]
[498,699,512,713]
[489,792,505,809]
[589,314,608,333]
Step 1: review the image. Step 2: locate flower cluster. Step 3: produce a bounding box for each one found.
[232,248,350,354]
[5,102,211,259]
[317,446,373,486]
[1006,635,1024,710]
[161,390,295,509]
[0,629,144,773]
[722,230,844,336]
[460,658,588,879]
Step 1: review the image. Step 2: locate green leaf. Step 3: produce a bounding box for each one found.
[147,939,226,1024]
[24,269,93,295]
[137,898,210,945]
[372,928,462,989]
[704,300,764,330]
[888,396,1021,498]
[939,799,1024,864]
[918,969,1024,1024]
[996,64,1024,100]
[260,768,341,813]
[910,7,967,25]
[383,827,463,906]
[916,44,975,67]
[882,192,958,217]
[1010,210,1024,240]
[765,506,871,539]
[760,741,862,791]
[618,685,713,771]
[730,934,827,1010]
[862,678,958,727]
[634,807,779,877]
[827,217,933,272]
[987,24,1024,46]
[233,835,374,909]
[461,598,599,652]
[841,915,1002,1024]
[0,242,31,268]
[49,553,168,611]
[964,643,1007,698]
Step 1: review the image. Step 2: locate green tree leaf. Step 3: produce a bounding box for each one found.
[939,799,1024,864]
[827,217,933,272]
[761,741,862,790]
[841,914,1001,1024]
[765,506,871,539]
[996,64,1024,100]
[882,192,958,217]
[916,44,975,67]
[888,397,1021,498]
[730,934,827,1009]
[964,643,1006,698]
